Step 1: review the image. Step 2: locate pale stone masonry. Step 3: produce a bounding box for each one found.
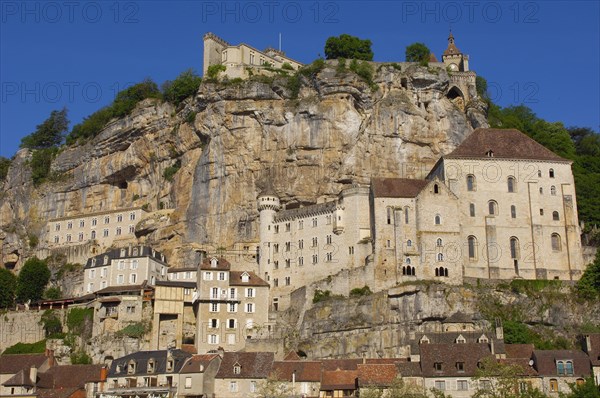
[83,245,168,295]
[203,32,304,79]
[46,207,146,253]
[194,257,269,353]
[258,128,585,310]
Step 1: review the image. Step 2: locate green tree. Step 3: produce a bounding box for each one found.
[405,43,431,65]
[252,373,293,398]
[0,268,17,308]
[162,69,202,106]
[576,249,600,299]
[44,286,62,300]
[324,34,373,61]
[473,357,548,398]
[30,147,59,186]
[20,108,69,149]
[559,377,600,398]
[40,310,63,337]
[16,257,51,303]
[0,157,11,182]
[476,75,489,99]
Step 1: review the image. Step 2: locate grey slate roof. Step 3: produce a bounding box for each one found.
[85,246,167,269]
[108,350,192,377]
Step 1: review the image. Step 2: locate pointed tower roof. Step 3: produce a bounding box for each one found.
[443,31,462,56]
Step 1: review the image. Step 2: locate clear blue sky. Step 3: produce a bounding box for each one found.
[1,1,599,158]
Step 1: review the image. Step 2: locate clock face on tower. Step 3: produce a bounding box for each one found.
[449,63,458,71]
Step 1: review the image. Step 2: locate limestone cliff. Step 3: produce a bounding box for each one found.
[0,62,487,269]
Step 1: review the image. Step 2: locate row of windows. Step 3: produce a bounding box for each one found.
[466,170,556,193]
[203,271,227,281]
[469,201,561,221]
[209,287,254,299]
[272,215,334,233]
[54,226,135,243]
[272,276,292,287]
[54,213,137,231]
[209,302,254,313]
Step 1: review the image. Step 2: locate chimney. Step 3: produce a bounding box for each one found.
[583,335,592,353]
[45,349,55,367]
[100,366,108,392]
[217,346,225,358]
[29,367,38,385]
[495,318,504,340]
[490,339,495,356]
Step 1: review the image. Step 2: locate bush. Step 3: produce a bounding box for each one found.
[40,310,63,337]
[0,268,17,308]
[28,234,39,248]
[281,62,294,70]
[70,351,92,364]
[30,147,59,186]
[313,289,332,303]
[0,157,11,182]
[116,322,150,338]
[324,34,373,61]
[350,285,372,297]
[67,79,161,144]
[576,250,600,300]
[162,69,202,107]
[206,64,226,80]
[163,159,182,182]
[405,42,431,65]
[44,287,62,300]
[185,111,197,124]
[2,340,47,355]
[66,308,93,335]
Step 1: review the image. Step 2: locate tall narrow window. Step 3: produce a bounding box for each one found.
[467,175,475,191]
[404,207,409,224]
[552,211,560,221]
[507,176,515,193]
[549,169,555,178]
[469,203,475,217]
[551,185,556,195]
[434,184,439,194]
[436,238,443,247]
[510,237,519,259]
[551,233,561,251]
[434,215,441,225]
[468,236,477,259]
[511,205,516,219]
[387,207,392,225]
[488,201,498,216]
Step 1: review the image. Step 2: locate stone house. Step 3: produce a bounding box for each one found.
[83,246,168,295]
[213,351,274,398]
[46,207,145,253]
[0,353,52,398]
[176,354,221,398]
[103,349,192,398]
[151,281,197,350]
[581,333,600,385]
[167,267,197,283]
[270,358,322,398]
[203,33,303,79]
[356,363,398,396]
[319,369,357,398]
[195,257,269,353]
[531,349,592,396]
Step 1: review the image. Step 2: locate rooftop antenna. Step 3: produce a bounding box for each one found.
[279,33,282,51]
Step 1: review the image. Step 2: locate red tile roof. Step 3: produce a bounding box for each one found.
[371,178,428,198]
[216,352,274,379]
[37,365,105,389]
[505,344,535,359]
[585,334,600,366]
[271,361,322,382]
[320,369,357,390]
[446,128,567,162]
[420,343,493,377]
[37,387,84,398]
[3,369,35,387]
[0,354,48,374]
[357,364,397,387]
[229,271,269,287]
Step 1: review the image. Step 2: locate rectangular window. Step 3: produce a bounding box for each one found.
[211,287,219,299]
[246,303,254,313]
[90,269,96,279]
[228,319,236,329]
[104,216,110,224]
[204,272,213,280]
[129,225,135,233]
[131,260,138,270]
[457,380,468,391]
[67,222,73,229]
[55,223,61,231]
[246,288,254,298]
[117,274,124,284]
[78,232,84,241]
[434,381,446,391]
[101,267,107,278]
[130,212,136,221]
[130,273,137,284]
[218,272,226,281]
[117,214,123,222]
[228,303,237,312]
[209,334,219,345]
[92,218,97,226]
[229,381,237,392]
[185,377,192,389]
[285,276,290,285]
[103,229,109,237]
[230,288,236,299]
[210,303,219,312]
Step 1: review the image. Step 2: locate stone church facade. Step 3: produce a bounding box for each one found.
[258,128,584,310]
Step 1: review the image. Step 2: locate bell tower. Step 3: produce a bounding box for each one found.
[442,31,470,72]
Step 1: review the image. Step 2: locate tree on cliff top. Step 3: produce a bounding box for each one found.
[20,108,69,150]
[325,34,373,61]
[405,42,431,65]
[161,69,202,107]
[16,257,51,303]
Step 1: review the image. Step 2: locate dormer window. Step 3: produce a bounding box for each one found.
[104,255,109,265]
[434,362,443,372]
[478,334,489,343]
[456,362,465,372]
[233,363,241,375]
[420,335,430,344]
[241,272,250,283]
[120,248,126,257]
[211,258,218,268]
[128,360,136,374]
[166,358,174,372]
[456,335,466,344]
[147,359,155,373]
[557,360,574,376]
[132,247,139,256]
[486,150,494,157]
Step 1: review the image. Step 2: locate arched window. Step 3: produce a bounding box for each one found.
[550,185,556,195]
[402,266,407,275]
[435,215,441,225]
[551,233,561,251]
[507,176,516,193]
[407,239,412,247]
[437,253,444,262]
[549,379,558,392]
[468,236,477,259]
[437,238,443,247]
[406,257,411,265]
[488,201,498,216]
[537,170,542,178]
[539,187,543,194]
[434,184,439,194]
[549,169,555,178]
[404,207,410,224]
[386,207,392,225]
[466,175,475,191]
[510,237,520,259]
[511,205,516,219]
[552,211,559,221]
[469,203,475,217]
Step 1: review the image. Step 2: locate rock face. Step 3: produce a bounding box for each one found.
[0,62,487,269]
